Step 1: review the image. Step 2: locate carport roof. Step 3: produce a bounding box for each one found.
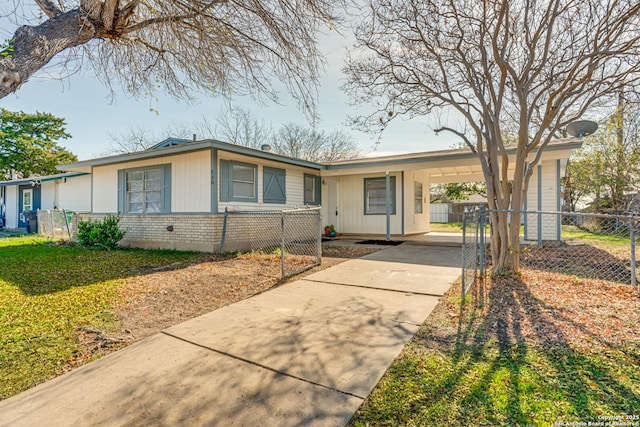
[322,139,582,170]
[57,137,581,175]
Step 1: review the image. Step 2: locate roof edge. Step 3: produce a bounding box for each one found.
[59,139,324,171]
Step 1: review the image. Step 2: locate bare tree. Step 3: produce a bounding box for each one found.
[107,108,360,162]
[345,0,640,272]
[215,107,274,149]
[107,125,157,154]
[0,0,344,117]
[106,122,194,154]
[273,123,359,162]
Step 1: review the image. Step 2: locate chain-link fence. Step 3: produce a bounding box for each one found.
[37,209,76,239]
[463,209,640,292]
[220,207,322,279]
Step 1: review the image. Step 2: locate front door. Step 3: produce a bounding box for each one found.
[18,185,41,228]
[327,178,339,232]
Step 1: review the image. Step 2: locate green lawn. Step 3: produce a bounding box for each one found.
[351,342,639,426]
[349,276,640,426]
[429,222,465,233]
[0,236,204,400]
[561,225,631,250]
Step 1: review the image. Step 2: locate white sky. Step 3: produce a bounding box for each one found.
[0,19,460,161]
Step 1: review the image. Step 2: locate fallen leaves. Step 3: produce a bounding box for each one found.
[480,270,640,350]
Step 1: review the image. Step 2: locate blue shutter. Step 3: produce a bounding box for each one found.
[314,175,321,206]
[220,160,230,202]
[162,164,172,213]
[117,169,125,213]
[263,167,286,204]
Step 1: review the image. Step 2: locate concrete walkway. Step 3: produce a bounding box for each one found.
[0,245,461,427]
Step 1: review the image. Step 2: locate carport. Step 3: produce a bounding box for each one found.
[319,139,581,240]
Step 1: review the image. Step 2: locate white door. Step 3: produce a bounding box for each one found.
[327,178,339,231]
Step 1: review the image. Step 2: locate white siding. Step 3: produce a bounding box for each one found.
[57,175,91,211]
[5,186,18,228]
[92,150,211,213]
[218,151,319,212]
[525,159,560,240]
[337,173,403,235]
[40,181,56,210]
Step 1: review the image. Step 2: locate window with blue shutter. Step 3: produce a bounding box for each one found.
[219,160,258,203]
[117,164,171,214]
[263,167,286,204]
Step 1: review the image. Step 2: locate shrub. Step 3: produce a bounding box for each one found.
[77,214,126,250]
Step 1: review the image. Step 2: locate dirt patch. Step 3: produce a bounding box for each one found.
[484,270,640,349]
[420,269,640,352]
[71,246,383,362]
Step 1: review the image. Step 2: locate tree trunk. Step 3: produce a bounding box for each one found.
[0,10,96,99]
[484,146,530,274]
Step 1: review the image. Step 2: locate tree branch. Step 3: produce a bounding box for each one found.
[34,0,63,18]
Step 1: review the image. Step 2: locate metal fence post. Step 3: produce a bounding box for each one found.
[479,207,486,278]
[62,209,71,240]
[220,207,229,254]
[537,210,543,246]
[631,222,637,287]
[316,209,322,265]
[280,211,286,279]
[461,212,467,297]
[473,214,479,282]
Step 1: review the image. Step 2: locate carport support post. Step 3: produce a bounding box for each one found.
[385,171,391,241]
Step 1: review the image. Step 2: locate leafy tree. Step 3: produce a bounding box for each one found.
[565,98,640,213]
[344,0,640,272]
[430,182,487,204]
[0,0,344,117]
[0,109,76,178]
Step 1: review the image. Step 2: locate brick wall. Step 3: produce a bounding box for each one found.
[78,210,320,254]
[79,214,225,252]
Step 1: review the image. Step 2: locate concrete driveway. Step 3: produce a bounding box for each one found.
[0,244,461,427]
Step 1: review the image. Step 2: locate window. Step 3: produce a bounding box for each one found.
[304,174,321,205]
[364,176,396,215]
[263,167,286,204]
[415,182,423,214]
[220,160,258,202]
[118,165,171,214]
[22,189,32,212]
[232,163,256,199]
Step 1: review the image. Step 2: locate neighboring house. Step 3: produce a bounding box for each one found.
[56,137,580,251]
[0,172,91,229]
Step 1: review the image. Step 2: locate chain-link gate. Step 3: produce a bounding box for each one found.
[220,207,322,279]
[461,206,487,297]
